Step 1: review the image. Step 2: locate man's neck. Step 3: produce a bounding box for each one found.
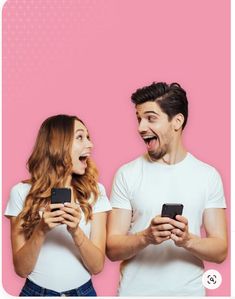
[159,141,187,165]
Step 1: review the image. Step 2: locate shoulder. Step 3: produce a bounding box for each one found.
[186,154,221,184]
[111,156,145,197]
[10,182,31,199]
[92,182,111,213]
[97,182,108,196]
[115,155,145,177]
[5,182,31,217]
[187,153,219,177]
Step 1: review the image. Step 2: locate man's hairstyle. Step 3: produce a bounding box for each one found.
[131,82,188,130]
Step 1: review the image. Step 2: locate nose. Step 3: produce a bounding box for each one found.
[86,138,93,149]
[138,119,148,134]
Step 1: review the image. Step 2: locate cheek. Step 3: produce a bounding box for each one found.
[71,148,80,166]
[71,143,82,156]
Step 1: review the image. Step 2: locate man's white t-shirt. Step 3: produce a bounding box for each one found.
[5,182,111,292]
[110,153,226,296]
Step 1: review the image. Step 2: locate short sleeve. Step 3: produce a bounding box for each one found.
[92,183,112,214]
[4,183,30,217]
[110,168,132,210]
[205,168,226,209]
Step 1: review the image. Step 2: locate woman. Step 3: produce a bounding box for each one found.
[5,115,111,296]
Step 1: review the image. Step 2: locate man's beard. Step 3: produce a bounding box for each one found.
[147,145,168,161]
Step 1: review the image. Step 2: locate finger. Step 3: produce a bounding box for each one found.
[65,203,81,214]
[62,208,81,219]
[169,219,186,230]
[49,203,64,211]
[46,216,65,223]
[49,209,66,218]
[171,233,183,242]
[151,216,171,225]
[157,231,172,237]
[62,213,76,222]
[63,206,81,218]
[64,202,79,209]
[156,223,175,231]
[43,210,64,219]
[171,228,183,237]
[61,220,78,228]
[175,215,188,224]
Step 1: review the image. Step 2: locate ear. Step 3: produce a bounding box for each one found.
[173,113,184,131]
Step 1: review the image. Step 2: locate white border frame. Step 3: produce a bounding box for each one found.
[0,0,233,298]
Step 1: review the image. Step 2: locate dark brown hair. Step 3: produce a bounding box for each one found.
[131,82,188,130]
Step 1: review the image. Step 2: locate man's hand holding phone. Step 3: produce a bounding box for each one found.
[143,215,175,245]
[170,215,191,248]
[157,203,191,247]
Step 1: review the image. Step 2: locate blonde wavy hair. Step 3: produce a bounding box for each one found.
[19,115,99,239]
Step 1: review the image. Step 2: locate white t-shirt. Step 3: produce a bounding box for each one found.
[5,182,111,292]
[110,153,226,296]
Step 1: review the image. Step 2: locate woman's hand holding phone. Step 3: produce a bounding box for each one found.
[61,202,82,237]
[37,203,66,234]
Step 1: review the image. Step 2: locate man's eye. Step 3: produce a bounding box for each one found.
[148,116,157,122]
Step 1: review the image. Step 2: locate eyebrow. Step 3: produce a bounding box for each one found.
[136,111,160,116]
[75,129,85,133]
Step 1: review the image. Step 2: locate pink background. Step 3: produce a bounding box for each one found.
[2,0,230,296]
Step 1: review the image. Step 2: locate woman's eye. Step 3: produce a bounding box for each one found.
[76,135,83,140]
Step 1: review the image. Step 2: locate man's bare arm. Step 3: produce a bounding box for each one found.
[106,208,174,261]
[170,208,228,263]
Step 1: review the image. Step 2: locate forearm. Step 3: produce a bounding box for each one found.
[107,230,149,261]
[184,233,228,263]
[72,229,105,275]
[13,227,45,277]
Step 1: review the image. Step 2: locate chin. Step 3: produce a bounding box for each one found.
[73,168,86,175]
[148,150,165,161]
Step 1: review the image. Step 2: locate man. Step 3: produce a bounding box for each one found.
[106,82,228,296]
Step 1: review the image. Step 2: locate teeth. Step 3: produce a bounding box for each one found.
[143,136,156,139]
[80,153,90,157]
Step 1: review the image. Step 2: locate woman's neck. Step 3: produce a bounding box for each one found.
[64,175,72,187]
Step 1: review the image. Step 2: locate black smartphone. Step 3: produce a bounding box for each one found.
[51,188,71,206]
[161,203,184,220]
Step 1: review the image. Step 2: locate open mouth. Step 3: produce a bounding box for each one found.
[79,153,90,164]
[142,135,158,150]
[143,136,158,144]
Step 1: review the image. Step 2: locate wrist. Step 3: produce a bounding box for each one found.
[70,226,83,238]
[73,229,86,247]
[183,233,195,250]
[136,229,151,247]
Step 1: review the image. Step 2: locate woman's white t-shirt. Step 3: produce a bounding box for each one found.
[5,182,111,292]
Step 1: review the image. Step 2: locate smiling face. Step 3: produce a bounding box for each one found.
[136,101,177,161]
[71,120,93,175]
